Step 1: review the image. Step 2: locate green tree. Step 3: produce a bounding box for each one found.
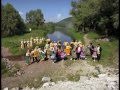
[70,0,119,37]
[2,3,26,37]
[26,9,45,29]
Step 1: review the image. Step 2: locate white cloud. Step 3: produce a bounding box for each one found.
[57,13,62,19]
[19,11,24,15]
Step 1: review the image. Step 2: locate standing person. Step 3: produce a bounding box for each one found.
[55,48,61,63]
[88,43,94,56]
[25,49,31,65]
[75,44,81,60]
[80,45,86,60]
[33,47,39,63]
[65,43,71,56]
[97,44,102,61]
[92,46,97,62]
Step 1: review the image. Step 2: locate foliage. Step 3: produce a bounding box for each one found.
[2,3,27,37]
[45,22,55,33]
[70,0,119,37]
[26,9,45,30]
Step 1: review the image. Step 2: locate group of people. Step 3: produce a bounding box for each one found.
[25,39,102,65]
[20,37,46,49]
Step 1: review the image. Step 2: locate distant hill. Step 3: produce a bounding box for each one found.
[56,17,73,29]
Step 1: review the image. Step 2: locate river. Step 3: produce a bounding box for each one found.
[46,30,72,43]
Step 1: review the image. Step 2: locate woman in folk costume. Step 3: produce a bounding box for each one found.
[27,40,30,48]
[70,42,76,60]
[75,44,81,60]
[60,49,66,60]
[50,43,55,55]
[65,43,71,56]
[74,40,78,47]
[92,46,98,62]
[80,44,86,60]
[33,46,39,63]
[25,49,31,65]
[20,40,24,49]
[38,48,45,61]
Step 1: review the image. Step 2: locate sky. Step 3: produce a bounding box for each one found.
[2,0,73,22]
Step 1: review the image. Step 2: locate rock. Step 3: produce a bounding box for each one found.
[3,87,8,90]
[79,76,89,82]
[42,82,55,88]
[42,77,51,82]
[98,74,108,78]
[22,86,30,90]
[10,87,19,90]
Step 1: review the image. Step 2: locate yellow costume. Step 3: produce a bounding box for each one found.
[33,49,39,57]
[65,45,71,55]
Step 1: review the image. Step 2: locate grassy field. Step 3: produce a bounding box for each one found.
[2,29,47,56]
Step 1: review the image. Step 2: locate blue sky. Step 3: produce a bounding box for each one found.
[2,0,73,22]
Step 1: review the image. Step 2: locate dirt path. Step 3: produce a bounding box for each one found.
[83,34,91,46]
[1,47,12,57]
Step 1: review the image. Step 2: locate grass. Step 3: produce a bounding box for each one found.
[66,29,85,44]
[87,31,100,40]
[2,29,46,56]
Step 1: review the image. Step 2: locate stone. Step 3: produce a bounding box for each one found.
[42,77,51,82]
[79,76,89,82]
[98,74,108,78]
[3,87,8,90]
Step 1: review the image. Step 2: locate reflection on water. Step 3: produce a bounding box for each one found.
[47,31,72,43]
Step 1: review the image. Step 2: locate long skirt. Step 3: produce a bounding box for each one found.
[39,53,45,60]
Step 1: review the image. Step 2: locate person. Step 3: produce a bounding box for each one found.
[20,40,24,49]
[70,43,76,60]
[92,46,97,62]
[65,43,71,56]
[80,45,86,60]
[75,44,81,60]
[33,47,39,63]
[88,43,94,56]
[60,50,66,60]
[39,48,46,61]
[55,48,61,63]
[96,44,102,61]
[50,51,56,62]
[25,49,31,65]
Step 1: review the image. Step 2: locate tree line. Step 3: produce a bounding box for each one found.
[2,3,55,37]
[70,0,119,37]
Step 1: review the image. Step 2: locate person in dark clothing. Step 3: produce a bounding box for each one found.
[88,43,94,56]
[97,44,102,61]
[55,48,61,63]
